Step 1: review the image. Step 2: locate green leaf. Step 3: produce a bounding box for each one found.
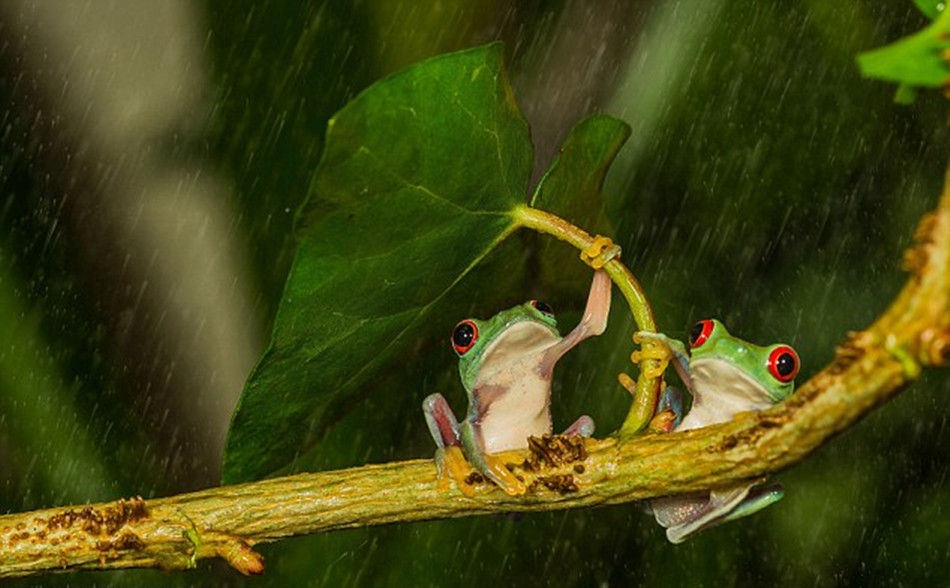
[222,43,532,483]
[915,0,944,21]
[531,114,631,228]
[857,9,950,88]
[529,114,630,299]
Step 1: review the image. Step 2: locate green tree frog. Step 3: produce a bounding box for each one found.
[422,270,611,496]
[636,318,800,543]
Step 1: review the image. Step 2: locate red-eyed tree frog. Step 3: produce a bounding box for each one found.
[422,270,611,496]
[636,318,801,543]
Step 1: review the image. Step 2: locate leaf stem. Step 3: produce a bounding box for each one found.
[512,204,662,434]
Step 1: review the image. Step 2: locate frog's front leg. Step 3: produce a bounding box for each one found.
[539,270,611,375]
[422,393,476,496]
[634,331,694,393]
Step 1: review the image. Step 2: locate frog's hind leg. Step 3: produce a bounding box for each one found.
[662,483,784,543]
[423,393,460,448]
[659,483,783,543]
[561,415,595,438]
[660,485,751,544]
[423,394,474,496]
[649,386,685,433]
[715,483,784,525]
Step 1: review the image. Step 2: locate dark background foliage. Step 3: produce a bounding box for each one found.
[0,0,947,585]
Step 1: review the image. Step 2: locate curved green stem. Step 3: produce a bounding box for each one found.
[512,205,662,434]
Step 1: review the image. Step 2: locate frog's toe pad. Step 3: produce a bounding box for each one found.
[482,454,527,496]
[580,235,621,269]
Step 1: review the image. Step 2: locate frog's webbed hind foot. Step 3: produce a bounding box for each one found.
[652,482,784,544]
[434,446,476,497]
[561,415,595,438]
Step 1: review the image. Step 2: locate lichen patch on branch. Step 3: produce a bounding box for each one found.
[2,497,149,551]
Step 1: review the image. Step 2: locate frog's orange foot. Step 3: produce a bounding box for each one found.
[434,446,476,497]
[481,453,527,496]
[580,236,621,269]
[648,409,677,433]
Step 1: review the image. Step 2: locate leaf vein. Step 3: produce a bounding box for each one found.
[356,146,502,216]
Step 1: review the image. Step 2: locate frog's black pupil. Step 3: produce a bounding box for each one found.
[775,352,796,377]
[689,323,704,345]
[453,323,475,349]
[535,301,553,314]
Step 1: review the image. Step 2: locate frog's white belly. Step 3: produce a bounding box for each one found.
[472,321,559,453]
[677,358,775,431]
[477,369,552,453]
[653,358,776,539]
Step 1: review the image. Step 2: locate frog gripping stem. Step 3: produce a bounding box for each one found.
[513,205,664,434]
[580,235,622,269]
[619,332,671,403]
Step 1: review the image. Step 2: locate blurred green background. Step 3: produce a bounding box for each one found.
[0,0,948,585]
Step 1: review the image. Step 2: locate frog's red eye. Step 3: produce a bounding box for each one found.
[689,320,715,348]
[452,320,478,355]
[531,300,554,317]
[767,346,799,382]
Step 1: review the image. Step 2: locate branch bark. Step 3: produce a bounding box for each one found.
[1,184,948,579]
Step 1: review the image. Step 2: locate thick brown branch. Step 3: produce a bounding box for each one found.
[1,187,948,579]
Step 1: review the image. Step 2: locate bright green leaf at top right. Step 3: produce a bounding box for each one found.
[857,6,950,98]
